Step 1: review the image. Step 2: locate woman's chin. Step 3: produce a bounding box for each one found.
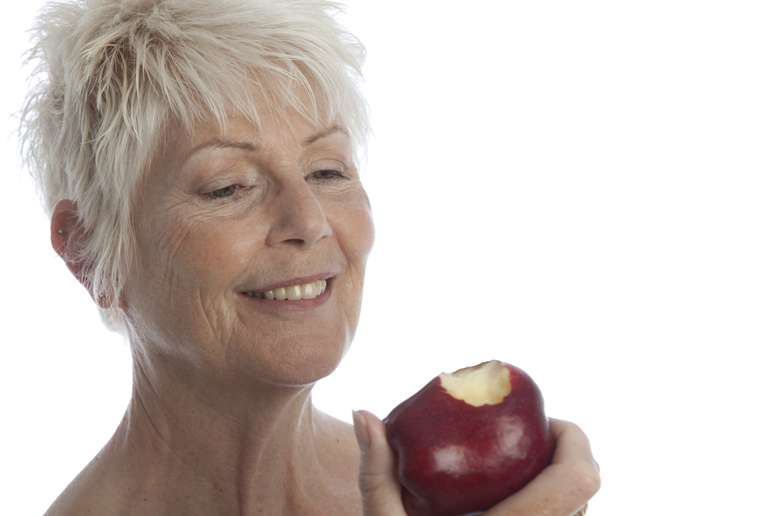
[227,334,350,388]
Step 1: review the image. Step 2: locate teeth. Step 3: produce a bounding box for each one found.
[302,282,317,298]
[253,279,327,301]
[287,285,302,300]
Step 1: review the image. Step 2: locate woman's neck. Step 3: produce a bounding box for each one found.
[91,350,361,515]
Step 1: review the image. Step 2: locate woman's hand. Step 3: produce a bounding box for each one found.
[483,418,600,515]
[353,411,600,516]
[353,410,407,515]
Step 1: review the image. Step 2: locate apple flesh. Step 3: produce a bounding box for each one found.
[383,360,555,516]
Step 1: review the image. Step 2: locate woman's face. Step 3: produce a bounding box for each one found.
[124,107,374,387]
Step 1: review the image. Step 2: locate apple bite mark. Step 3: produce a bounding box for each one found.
[439,360,512,407]
[383,359,555,516]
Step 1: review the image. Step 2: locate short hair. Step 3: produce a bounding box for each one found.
[19,0,369,335]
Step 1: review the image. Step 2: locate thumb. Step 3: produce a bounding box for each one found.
[352,410,407,516]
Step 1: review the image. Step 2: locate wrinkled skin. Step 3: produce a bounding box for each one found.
[47,104,375,515]
[48,104,600,516]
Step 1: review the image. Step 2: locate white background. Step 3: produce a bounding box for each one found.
[2,1,773,515]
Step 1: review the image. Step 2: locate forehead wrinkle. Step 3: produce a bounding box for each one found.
[187,138,260,160]
[180,121,347,168]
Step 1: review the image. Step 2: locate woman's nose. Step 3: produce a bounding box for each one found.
[265,179,332,250]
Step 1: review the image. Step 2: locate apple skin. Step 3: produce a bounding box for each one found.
[383,361,556,516]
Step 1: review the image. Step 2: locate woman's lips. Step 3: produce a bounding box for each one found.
[240,276,335,311]
[246,272,337,294]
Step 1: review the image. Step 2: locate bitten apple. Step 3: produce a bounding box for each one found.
[383,360,555,516]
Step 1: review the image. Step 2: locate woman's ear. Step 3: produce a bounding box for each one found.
[50,199,113,308]
[51,200,128,310]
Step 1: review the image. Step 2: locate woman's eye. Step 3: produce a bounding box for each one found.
[206,184,243,200]
[310,169,347,181]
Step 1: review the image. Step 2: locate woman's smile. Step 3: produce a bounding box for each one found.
[24,0,601,513]
[239,274,337,312]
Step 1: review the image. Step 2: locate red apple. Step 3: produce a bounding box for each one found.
[383,360,555,516]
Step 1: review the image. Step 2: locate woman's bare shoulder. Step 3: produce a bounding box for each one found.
[43,459,127,516]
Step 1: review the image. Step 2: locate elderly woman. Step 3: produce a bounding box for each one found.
[22,1,599,515]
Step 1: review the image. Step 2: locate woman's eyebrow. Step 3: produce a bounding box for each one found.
[183,139,258,165]
[303,124,348,145]
[183,125,348,164]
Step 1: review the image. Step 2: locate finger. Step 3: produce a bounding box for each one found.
[485,462,599,516]
[353,410,407,516]
[485,419,600,516]
[548,418,599,473]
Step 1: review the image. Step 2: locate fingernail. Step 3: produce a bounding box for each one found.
[352,410,371,451]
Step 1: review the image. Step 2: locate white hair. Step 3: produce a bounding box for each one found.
[19,0,369,335]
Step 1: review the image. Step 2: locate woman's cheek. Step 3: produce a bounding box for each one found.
[339,187,375,256]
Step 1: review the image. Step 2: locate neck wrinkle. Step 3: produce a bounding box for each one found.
[106,343,330,515]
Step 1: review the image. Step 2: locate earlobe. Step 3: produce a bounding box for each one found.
[51,199,80,256]
[51,222,70,259]
[50,201,130,312]
[96,289,129,310]
[51,199,92,292]
[51,199,82,258]
[97,292,112,309]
